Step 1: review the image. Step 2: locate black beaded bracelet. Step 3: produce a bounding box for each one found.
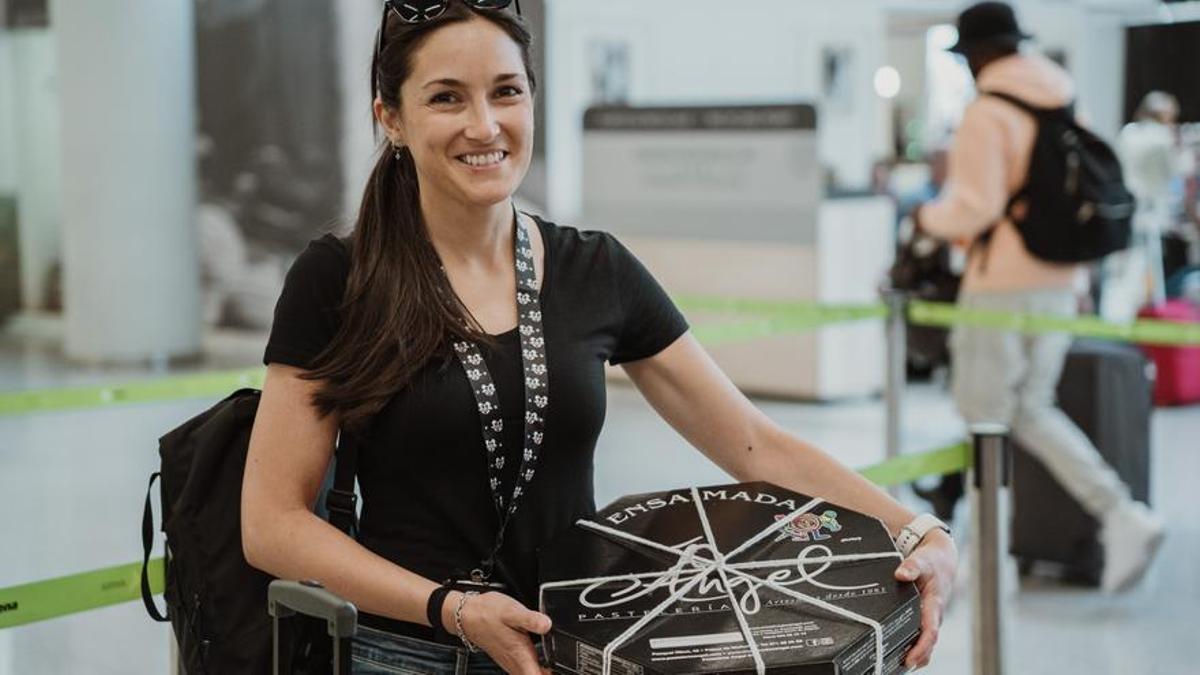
[426,585,455,639]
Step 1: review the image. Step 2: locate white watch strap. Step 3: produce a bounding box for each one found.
[896,513,950,558]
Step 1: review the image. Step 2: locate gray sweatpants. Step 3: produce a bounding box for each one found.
[950,289,1130,518]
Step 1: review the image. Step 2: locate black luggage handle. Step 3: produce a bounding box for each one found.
[141,472,169,622]
[269,580,357,674]
[268,580,358,636]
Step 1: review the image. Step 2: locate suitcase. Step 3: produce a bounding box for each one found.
[1138,299,1200,406]
[1011,339,1153,585]
[269,579,358,674]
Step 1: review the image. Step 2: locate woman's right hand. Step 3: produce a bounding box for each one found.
[443,590,552,674]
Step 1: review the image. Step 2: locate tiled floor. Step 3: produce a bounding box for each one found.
[0,315,1195,674]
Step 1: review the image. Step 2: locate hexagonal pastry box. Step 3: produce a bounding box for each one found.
[538,482,920,674]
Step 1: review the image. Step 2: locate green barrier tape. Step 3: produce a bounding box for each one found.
[0,441,974,629]
[0,368,265,417]
[692,312,882,347]
[678,296,888,321]
[0,558,164,630]
[909,301,1200,346]
[681,298,888,347]
[859,441,973,488]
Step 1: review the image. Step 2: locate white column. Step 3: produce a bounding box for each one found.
[2,28,63,313]
[51,0,200,363]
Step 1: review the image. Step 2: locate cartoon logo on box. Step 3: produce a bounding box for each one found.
[775,510,842,542]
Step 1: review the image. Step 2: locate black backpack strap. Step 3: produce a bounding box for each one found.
[969,230,996,275]
[325,431,359,537]
[982,90,1039,115]
[141,472,169,622]
[982,90,1076,120]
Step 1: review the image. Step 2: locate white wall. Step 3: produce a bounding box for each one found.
[1019,2,1120,139]
[545,0,892,222]
[0,35,15,192]
[1149,0,1200,22]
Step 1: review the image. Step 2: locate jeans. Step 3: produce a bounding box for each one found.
[950,288,1130,518]
[352,625,505,675]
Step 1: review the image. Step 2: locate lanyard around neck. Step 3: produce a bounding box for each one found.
[450,212,548,583]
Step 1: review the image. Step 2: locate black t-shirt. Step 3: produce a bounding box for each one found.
[263,216,688,633]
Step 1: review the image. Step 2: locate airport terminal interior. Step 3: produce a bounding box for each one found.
[2,1,1200,673]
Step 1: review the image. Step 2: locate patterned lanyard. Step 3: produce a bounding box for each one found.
[450,213,548,583]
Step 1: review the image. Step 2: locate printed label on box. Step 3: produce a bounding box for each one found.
[646,621,835,667]
[578,641,645,675]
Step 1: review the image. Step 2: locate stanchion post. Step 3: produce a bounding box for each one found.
[970,423,1010,675]
[882,289,908,497]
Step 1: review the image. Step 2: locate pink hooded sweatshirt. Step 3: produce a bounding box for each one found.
[921,52,1084,293]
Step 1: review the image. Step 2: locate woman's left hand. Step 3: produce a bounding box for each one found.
[894,528,958,670]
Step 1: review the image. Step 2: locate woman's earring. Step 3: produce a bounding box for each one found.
[393,143,403,160]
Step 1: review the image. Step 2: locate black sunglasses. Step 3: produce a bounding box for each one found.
[375,1,522,97]
[385,0,520,25]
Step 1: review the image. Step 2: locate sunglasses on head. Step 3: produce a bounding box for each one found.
[384,0,520,25]
[375,0,522,98]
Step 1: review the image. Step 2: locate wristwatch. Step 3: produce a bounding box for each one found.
[895,513,950,558]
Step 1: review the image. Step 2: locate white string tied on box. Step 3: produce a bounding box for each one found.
[543,489,902,675]
[690,486,769,675]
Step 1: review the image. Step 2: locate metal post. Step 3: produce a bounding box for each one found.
[970,423,1010,675]
[1145,224,1168,306]
[883,289,908,497]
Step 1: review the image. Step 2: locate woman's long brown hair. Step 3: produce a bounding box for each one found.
[303,4,537,434]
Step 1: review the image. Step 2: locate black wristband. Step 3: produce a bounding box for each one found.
[426,585,454,638]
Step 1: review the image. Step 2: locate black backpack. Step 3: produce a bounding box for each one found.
[140,388,359,674]
[983,91,1135,263]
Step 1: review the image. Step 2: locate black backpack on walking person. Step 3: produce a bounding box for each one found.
[140,388,359,674]
[981,91,1135,263]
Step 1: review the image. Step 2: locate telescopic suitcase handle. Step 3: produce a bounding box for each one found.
[268,579,358,675]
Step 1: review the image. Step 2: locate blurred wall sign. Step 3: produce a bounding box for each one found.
[587,39,631,106]
[822,46,856,113]
[583,103,890,401]
[3,0,48,28]
[582,104,820,243]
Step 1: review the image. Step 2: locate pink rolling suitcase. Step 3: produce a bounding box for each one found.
[1138,300,1200,406]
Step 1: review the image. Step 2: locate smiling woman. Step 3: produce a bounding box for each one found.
[240,1,956,674]
[315,1,540,435]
